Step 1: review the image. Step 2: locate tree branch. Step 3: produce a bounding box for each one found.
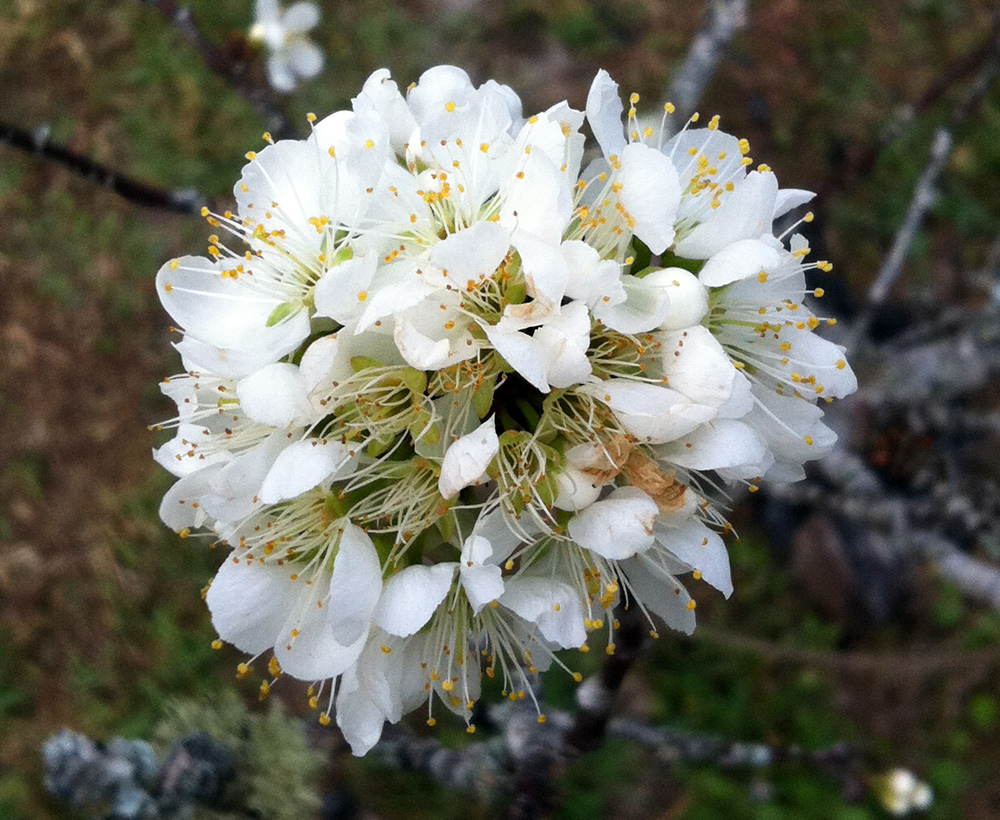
[846,33,1000,352]
[0,121,204,215]
[664,0,749,131]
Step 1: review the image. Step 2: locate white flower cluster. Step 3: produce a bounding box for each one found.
[248,0,323,93]
[154,66,856,754]
[873,769,934,816]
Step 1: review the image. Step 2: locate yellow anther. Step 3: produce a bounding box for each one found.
[708,114,720,131]
[306,112,317,123]
[814,287,825,298]
[357,291,368,302]
[318,713,331,726]
[686,600,697,610]
[836,359,846,370]
[268,656,281,677]
[466,724,477,734]
[664,102,675,113]
[445,101,456,112]
[757,271,768,283]
[480,143,489,153]
[804,435,814,445]
[211,639,223,650]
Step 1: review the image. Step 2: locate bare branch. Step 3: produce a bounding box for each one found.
[913,534,1000,611]
[0,121,204,215]
[847,42,1000,352]
[664,0,749,130]
[136,0,297,140]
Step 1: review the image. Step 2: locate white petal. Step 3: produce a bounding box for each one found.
[658,419,766,472]
[153,423,227,478]
[514,232,569,306]
[438,416,500,499]
[772,188,814,220]
[654,518,733,597]
[499,150,573,245]
[336,676,390,757]
[562,240,625,308]
[298,334,341,392]
[698,238,784,288]
[658,268,709,331]
[276,596,368,680]
[553,464,604,512]
[617,142,680,254]
[674,171,779,259]
[174,318,309,379]
[313,254,377,325]
[660,325,736,407]
[430,221,512,286]
[579,380,716,443]
[373,564,456,637]
[282,2,320,32]
[481,320,550,392]
[288,40,323,79]
[236,362,312,428]
[500,577,587,648]
[619,555,695,634]
[259,438,356,503]
[327,523,383,645]
[459,537,505,614]
[207,558,297,655]
[158,465,223,531]
[568,486,658,560]
[534,301,592,388]
[593,272,672,334]
[585,69,626,159]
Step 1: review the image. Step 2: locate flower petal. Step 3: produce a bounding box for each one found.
[568,486,658,560]
[259,438,356,504]
[585,69,626,160]
[236,362,312,428]
[438,416,500,499]
[373,564,456,637]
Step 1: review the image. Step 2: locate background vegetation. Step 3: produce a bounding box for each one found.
[1,0,999,817]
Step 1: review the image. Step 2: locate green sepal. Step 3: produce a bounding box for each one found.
[629,237,651,275]
[658,251,705,275]
[330,244,354,266]
[266,302,297,327]
[351,356,383,373]
[399,367,428,397]
[473,376,497,419]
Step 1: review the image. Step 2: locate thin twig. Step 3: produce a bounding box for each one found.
[0,121,203,214]
[847,43,1000,352]
[817,8,1000,203]
[664,0,749,131]
[137,0,297,140]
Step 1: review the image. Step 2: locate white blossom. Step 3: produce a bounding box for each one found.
[153,65,856,754]
[249,0,324,93]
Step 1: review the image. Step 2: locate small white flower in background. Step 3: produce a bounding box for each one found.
[154,65,856,754]
[248,0,323,93]
[872,769,934,816]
